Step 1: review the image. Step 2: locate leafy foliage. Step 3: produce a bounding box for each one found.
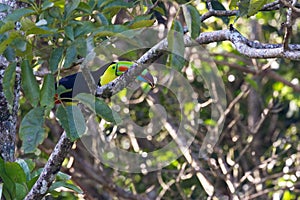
[0,157,81,200]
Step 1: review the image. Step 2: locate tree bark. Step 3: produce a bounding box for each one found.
[0,0,21,162]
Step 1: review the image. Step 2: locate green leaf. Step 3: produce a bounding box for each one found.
[65,25,74,41]
[56,105,86,141]
[40,74,55,109]
[49,181,83,194]
[5,162,26,183]
[74,21,97,38]
[0,3,10,12]
[129,19,155,29]
[77,2,92,13]
[210,0,229,24]
[248,0,267,17]
[74,37,87,57]
[41,1,54,10]
[0,32,21,54]
[49,47,64,72]
[19,107,46,154]
[63,45,77,69]
[182,4,201,39]
[64,0,80,19]
[238,0,250,17]
[101,0,134,13]
[3,62,16,110]
[229,0,239,9]
[21,60,40,107]
[15,183,27,200]
[15,159,31,181]
[26,26,57,35]
[4,8,35,22]
[96,13,109,25]
[0,21,14,33]
[168,20,185,71]
[11,38,27,52]
[273,82,284,91]
[245,75,259,90]
[3,46,15,62]
[56,172,71,181]
[0,158,15,199]
[75,93,121,123]
[94,25,129,37]
[204,119,217,126]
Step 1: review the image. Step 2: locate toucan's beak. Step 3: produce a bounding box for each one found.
[138,71,155,88]
[117,65,155,88]
[116,65,129,76]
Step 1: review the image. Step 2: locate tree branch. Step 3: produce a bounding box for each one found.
[0,0,21,162]
[96,25,300,99]
[200,1,281,22]
[282,0,295,50]
[24,132,73,200]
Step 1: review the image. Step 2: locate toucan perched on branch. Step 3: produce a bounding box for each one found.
[55,61,155,104]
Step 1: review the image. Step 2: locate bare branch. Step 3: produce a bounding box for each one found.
[96,26,300,99]
[280,0,300,13]
[200,1,281,22]
[281,0,297,50]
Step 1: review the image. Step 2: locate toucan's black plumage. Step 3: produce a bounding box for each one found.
[55,64,108,103]
[55,61,155,104]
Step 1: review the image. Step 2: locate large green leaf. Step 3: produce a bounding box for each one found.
[64,0,80,19]
[63,45,77,69]
[0,158,15,199]
[49,181,83,194]
[3,62,16,110]
[49,47,64,72]
[56,105,86,141]
[75,93,121,123]
[15,159,31,181]
[168,20,186,71]
[64,25,74,41]
[21,60,40,107]
[0,32,21,54]
[4,8,35,22]
[238,0,250,17]
[19,107,46,154]
[182,4,201,39]
[5,162,26,184]
[74,21,97,38]
[4,162,27,199]
[40,74,55,109]
[248,0,267,17]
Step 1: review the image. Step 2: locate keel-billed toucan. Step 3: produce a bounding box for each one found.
[55,61,155,104]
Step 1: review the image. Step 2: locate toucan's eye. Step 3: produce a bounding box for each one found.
[112,66,115,70]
